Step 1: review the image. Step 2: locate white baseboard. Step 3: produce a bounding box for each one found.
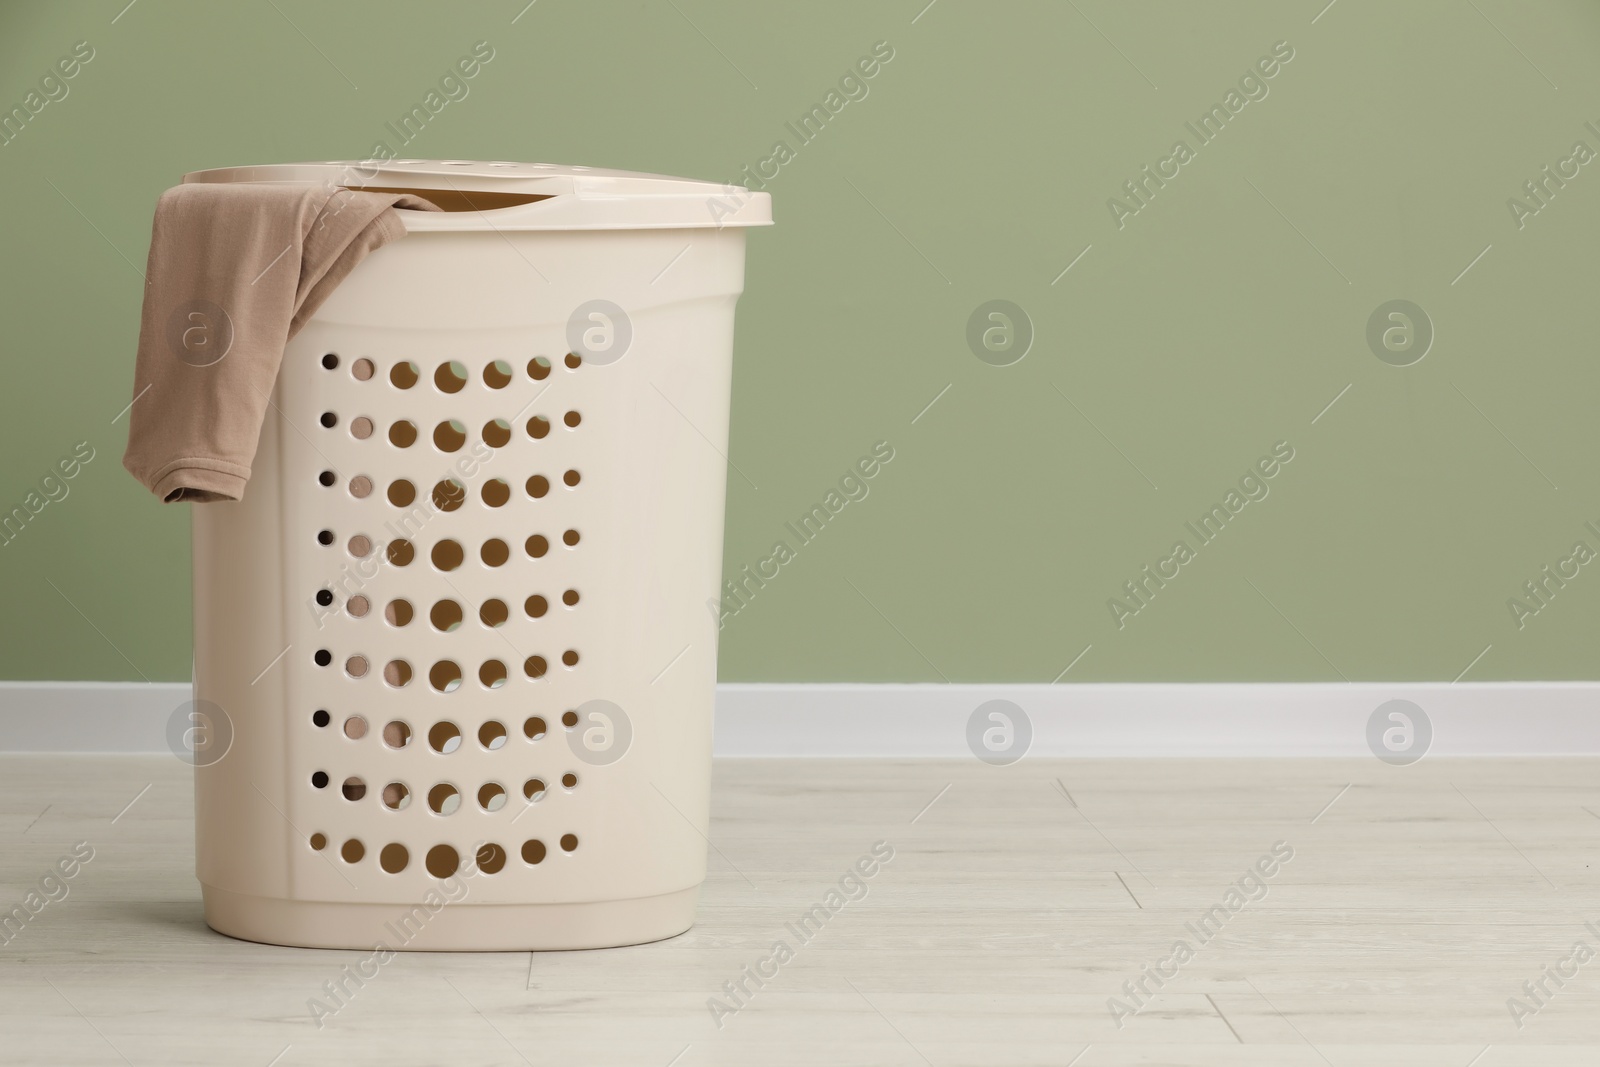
[1,681,1597,756]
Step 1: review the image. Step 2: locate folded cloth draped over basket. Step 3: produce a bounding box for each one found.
[122,182,440,502]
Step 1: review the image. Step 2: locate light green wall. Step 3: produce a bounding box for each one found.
[4,0,1600,683]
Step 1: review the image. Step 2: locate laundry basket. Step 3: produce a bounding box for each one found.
[187,160,770,950]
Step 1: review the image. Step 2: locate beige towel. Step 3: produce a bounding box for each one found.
[122,182,440,502]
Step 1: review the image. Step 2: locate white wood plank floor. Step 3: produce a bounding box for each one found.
[2,755,1599,1065]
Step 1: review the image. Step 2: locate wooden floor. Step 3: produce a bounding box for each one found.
[2,756,1599,1065]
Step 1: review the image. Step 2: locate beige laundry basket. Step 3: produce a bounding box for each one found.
[187,160,770,950]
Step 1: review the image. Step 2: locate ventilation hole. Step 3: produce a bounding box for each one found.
[433,419,468,452]
[350,417,374,440]
[317,529,335,546]
[524,716,546,740]
[526,534,549,558]
[525,595,548,618]
[480,599,509,628]
[390,361,420,389]
[522,839,546,865]
[379,843,409,874]
[476,842,507,874]
[426,844,460,878]
[343,716,368,740]
[524,656,547,679]
[527,415,550,439]
[342,776,367,801]
[430,662,464,695]
[484,360,513,389]
[563,410,581,428]
[563,470,581,488]
[564,353,582,370]
[386,539,415,566]
[383,721,412,749]
[523,778,546,801]
[431,539,465,571]
[561,650,579,668]
[342,839,365,863]
[562,773,578,789]
[385,480,415,507]
[352,358,374,381]
[382,782,411,810]
[481,538,510,567]
[318,470,336,487]
[316,589,335,607]
[345,655,369,678]
[477,721,508,751]
[348,534,372,557]
[312,771,330,789]
[482,479,511,508]
[479,660,508,690]
[347,595,370,618]
[428,783,461,815]
[528,356,551,380]
[432,479,466,511]
[389,420,418,448]
[384,659,413,687]
[312,709,331,728]
[310,833,327,850]
[478,783,508,812]
[313,649,332,667]
[562,589,579,607]
[526,475,549,499]
[429,721,462,754]
[385,599,413,626]
[349,475,374,499]
[322,353,339,370]
[431,600,464,632]
[483,418,512,447]
[563,529,580,547]
[561,711,579,728]
[319,411,338,429]
[434,362,469,394]
[560,833,579,852]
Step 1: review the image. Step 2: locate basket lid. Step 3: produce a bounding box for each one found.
[181,160,772,231]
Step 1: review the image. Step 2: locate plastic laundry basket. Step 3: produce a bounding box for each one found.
[186,160,770,950]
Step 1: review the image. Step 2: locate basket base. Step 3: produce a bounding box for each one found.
[201,884,699,951]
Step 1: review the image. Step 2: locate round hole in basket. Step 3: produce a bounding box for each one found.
[387,480,416,507]
[560,834,579,853]
[390,361,420,389]
[478,721,508,750]
[342,776,366,801]
[310,833,327,851]
[526,415,550,439]
[431,539,465,571]
[317,529,335,546]
[388,419,418,448]
[525,595,547,618]
[523,716,546,741]
[315,589,335,607]
[564,353,581,370]
[384,598,413,626]
[562,589,580,607]
[434,362,469,394]
[313,649,332,667]
[386,539,415,566]
[350,417,373,440]
[312,770,330,788]
[476,843,507,874]
[433,419,468,452]
[523,656,547,680]
[348,534,372,557]
[482,479,511,508]
[563,469,581,488]
[561,772,578,789]
[379,843,409,874]
[481,538,510,567]
[430,600,464,632]
[383,721,412,749]
[563,529,580,547]
[525,474,549,499]
[523,778,546,802]
[478,783,508,812]
[312,709,331,728]
[347,594,370,618]
[480,599,509,628]
[382,782,411,810]
[318,470,336,487]
[351,357,374,381]
[345,655,369,678]
[526,534,549,558]
[483,418,512,447]
[322,353,339,370]
[428,720,462,752]
[425,844,460,878]
[427,783,460,815]
[479,660,508,690]
[432,479,466,512]
[343,716,368,740]
[383,659,413,687]
[349,476,374,499]
[521,839,546,865]
[561,710,579,729]
[484,360,513,389]
[430,661,464,695]
[561,650,579,668]
[527,356,551,381]
[564,410,581,428]
[341,839,365,863]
